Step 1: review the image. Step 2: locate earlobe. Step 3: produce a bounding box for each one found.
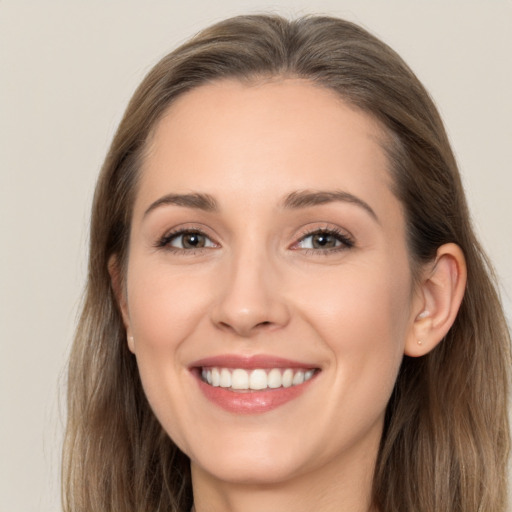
[405,243,467,357]
[127,335,135,353]
[108,255,134,352]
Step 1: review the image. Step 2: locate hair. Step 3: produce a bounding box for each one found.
[62,14,510,512]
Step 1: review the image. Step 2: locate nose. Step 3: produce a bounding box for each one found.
[210,249,291,338]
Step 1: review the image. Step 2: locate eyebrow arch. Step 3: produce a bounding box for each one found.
[144,193,218,217]
[282,190,379,223]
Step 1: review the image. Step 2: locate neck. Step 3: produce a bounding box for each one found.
[190,440,379,512]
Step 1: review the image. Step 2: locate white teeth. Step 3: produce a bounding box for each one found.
[292,371,304,386]
[231,369,249,390]
[201,367,316,390]
[267,368,282,388]
[211,367,220,387]
[219,368,232,388]
[249,369,268,390]
[282,368,293,388]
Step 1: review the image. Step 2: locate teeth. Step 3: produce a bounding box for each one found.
[292,370,304,386]
[304,369,315,381]
[249,369,267,390]
[211,367,220,387]
[267,368,282,388]
[220,368,232,388]
[201,367,316,390]
[231,369,249,390]
[282,368,293,387]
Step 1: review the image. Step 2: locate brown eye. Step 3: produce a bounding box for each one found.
[181,233,206,248]
[167,231,215,249]
[295,229,354,251]
[311,233,338,248]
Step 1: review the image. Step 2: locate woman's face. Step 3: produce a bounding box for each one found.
[121,79,421,486]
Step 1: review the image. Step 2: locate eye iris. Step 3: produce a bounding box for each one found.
[182,233,205,248]
[312,233,336,248]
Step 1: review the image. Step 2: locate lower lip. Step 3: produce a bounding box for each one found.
[195,373,316,414]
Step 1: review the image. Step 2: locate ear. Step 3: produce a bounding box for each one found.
[405,243,467,357]
[108,255,135,353]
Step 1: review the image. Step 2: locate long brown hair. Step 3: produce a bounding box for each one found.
[63,14,510,512]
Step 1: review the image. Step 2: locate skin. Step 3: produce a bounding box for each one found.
[114,79,466,512]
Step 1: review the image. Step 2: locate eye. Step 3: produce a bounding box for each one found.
[294,228,354,251]
[158,230,217,250]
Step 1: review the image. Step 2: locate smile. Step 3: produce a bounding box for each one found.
[201,367,316,391]
[191,355,321,413]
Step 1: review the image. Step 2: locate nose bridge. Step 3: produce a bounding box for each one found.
[211,236,289,336]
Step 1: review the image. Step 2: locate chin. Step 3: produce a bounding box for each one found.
[192,452,308,486]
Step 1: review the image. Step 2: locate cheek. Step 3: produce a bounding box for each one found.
[292,259,412,413]
[297,259,411,345]
[124,261,216,450]
[126,262,213,351]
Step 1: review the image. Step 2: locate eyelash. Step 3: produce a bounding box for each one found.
[156,228,218,254]
[292,227,355,254]
[155,227,355,255]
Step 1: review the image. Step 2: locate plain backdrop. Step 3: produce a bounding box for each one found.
[1,1,511,510]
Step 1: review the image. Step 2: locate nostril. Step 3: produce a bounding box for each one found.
[217,319,274,336]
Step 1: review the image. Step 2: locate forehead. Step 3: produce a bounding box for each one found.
[136,78,397,219]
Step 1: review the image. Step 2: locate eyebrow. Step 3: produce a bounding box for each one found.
[144,193,218,217]
[143,189,378,223]
[282,190,379,223]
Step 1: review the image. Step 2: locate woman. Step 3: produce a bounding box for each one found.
[62,14,510,512]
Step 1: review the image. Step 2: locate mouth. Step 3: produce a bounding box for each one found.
[200,367,317,391]
[190,355,320,414]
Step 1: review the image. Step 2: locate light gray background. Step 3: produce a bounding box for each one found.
[1,1,511,511]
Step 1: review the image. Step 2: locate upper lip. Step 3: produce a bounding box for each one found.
[190,354,319,370]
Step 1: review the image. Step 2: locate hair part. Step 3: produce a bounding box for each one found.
[63,14,510,512]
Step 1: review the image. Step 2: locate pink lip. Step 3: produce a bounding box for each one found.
[189,354,319,414]
[190,354,315,369]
